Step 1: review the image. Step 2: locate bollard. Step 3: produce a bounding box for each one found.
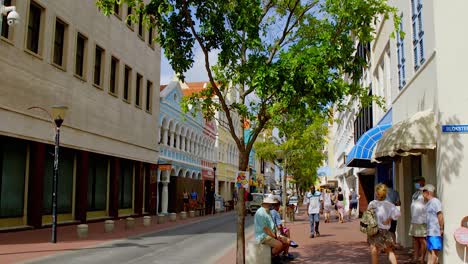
[169,213,177,222]
[143,216,152,226]
[77,224,88,239]
[189,210,196,218]
[104,220,115,233]
[126,217,135,229]
[157,214,166,224]
[180,211,187,220]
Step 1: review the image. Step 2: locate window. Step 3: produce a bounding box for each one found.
[93,45,104,87]
[396,15,406,89]
[146,80,153,112]
[138,13,144,38]
[113,2,121,18]
[135,73,142,107]
[119,160,133,209]
[87,154,108,211]
[1,0,13,40]
[123,65,132,101]
[53,18,67,67]
[26,2,43,54]
[0,137,27,218]
[75,33,87,78]
[148,27,154,46]
[353,91,373,143]
[411,0,425,70]
[109,56,119,94]
[126,6,133,28]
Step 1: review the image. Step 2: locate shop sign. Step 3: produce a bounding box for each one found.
[442,125,468,133]
[455,227,468,245]
[159,164,172,171]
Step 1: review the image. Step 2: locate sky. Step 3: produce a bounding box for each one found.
[160,47,219,85]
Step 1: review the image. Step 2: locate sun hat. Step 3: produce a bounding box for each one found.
[421,184,435,193]
[262,196,279,204]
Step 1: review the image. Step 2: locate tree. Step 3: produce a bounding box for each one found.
[97,1,397,262]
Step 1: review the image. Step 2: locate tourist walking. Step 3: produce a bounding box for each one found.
[367,183,400,264]
[304,185,322,238]
[409,177,427,263]
[182,190,190,211]
[348,188,359,220]
[335,187,345,223]
[323,189,333,223]
[422,184,444,264]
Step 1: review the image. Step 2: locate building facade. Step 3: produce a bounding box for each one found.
[0,0,161,229]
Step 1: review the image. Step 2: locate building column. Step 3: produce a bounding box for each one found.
[163,129,168,145]
[181,136,185,151]
[170,131,175,148]
[161,182,169,214]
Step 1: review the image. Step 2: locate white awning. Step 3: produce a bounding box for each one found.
[372,110,436,161]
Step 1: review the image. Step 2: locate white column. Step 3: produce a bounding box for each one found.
[170,132,175,148]
[181,136,185,150]
[163,129,168,145]
[161,182,169,214]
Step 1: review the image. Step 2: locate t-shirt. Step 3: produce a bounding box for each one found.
[254,207,275,242]
[270,209,282,227]
[410,190,426,224]
[368,200,401,230]
[304,191,322,214]
[350,191,358,203]
[190,192,198,200]
[323,193,332,206]
[426,197,442,236]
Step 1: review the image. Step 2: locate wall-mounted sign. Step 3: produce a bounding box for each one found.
[159,164,172,171]
[455,227,468,245]
[442,125,468,133]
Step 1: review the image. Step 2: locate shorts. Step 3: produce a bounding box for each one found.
[409,223,427,237]
[183,198,189,204]
[389,220,397,233]
[368,229,394,249]
[350,202,358,210]
[262,236,279,247]
[426,236,443,251]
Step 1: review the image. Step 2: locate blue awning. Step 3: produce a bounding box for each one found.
[346,124,391,168]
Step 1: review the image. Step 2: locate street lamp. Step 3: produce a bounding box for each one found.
[213,166,216,215]
[28,105,68,243]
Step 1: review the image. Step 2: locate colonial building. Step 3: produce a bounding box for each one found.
[0,0,160,229]
[158,81,216,214]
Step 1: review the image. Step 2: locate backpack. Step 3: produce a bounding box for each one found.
[360,208,379,236]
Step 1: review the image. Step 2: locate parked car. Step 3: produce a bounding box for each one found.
[246,193,264,216]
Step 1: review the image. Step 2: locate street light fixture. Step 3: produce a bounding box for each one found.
[28,105,68,243]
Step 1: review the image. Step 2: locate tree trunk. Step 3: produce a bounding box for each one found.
[236,151,249,264]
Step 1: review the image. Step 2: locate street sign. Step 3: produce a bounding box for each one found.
[442,125,468,133]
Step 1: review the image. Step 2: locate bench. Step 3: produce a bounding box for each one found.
[246,240,271,264]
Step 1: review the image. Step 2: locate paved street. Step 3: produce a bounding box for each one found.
[25,212,253,264]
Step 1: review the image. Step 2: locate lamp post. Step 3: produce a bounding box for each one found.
[29,106,68,243]
[213,166,216,215]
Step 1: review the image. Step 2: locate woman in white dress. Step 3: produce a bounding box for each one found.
[322,189,333,223]
[368,183,401,264]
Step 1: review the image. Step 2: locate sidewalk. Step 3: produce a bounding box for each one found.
[0,211,233,264]
[218,206,413,264]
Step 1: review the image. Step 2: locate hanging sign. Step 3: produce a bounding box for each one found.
[158,164,172,171]
[442,125,468,133]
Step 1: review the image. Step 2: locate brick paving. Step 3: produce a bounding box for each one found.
[218,205,414,264]
[0,212,231,264]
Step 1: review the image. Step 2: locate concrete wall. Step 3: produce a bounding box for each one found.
[0,0,161,163]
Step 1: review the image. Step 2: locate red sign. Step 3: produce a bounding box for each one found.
[159,164,172,171]
[454,227,468,245]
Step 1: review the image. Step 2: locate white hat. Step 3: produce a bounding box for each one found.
[350,188,354,192]
[421,184,436,193]
[262,196,279,204]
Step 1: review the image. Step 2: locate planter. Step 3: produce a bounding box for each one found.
[104,220,115,233]
[169,213,177,222]
[126,217,135,229]
[157,214,166,224]
[180,211,187,220]
[77,224,88,239]
[189,210,195,218]
[143,216,152,226]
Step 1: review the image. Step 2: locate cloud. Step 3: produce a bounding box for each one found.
[160,46,219,85]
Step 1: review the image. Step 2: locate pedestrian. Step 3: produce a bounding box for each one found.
[304,185,322,238]
[270,199,296,260]
[183,189,190,212]
[190,189,198,201]
[335,187,345,223]
[367,183,400,264]
[348,188,359,220]
[409,177,427,264]
[385,180,401,245]
[422,184,444,264]
[323,189,333,223]
[254,196,289,261]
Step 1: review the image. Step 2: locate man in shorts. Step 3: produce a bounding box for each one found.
[254,196,289,260]
[409,177,427,263]
[348,188,358,220]
[422,184,444,264]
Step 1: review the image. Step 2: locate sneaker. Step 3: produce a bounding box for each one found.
[310,233,315,238]
[282,253,295,260]
[290,240,299,248]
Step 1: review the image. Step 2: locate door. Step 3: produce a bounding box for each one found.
[358,174,375,216]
